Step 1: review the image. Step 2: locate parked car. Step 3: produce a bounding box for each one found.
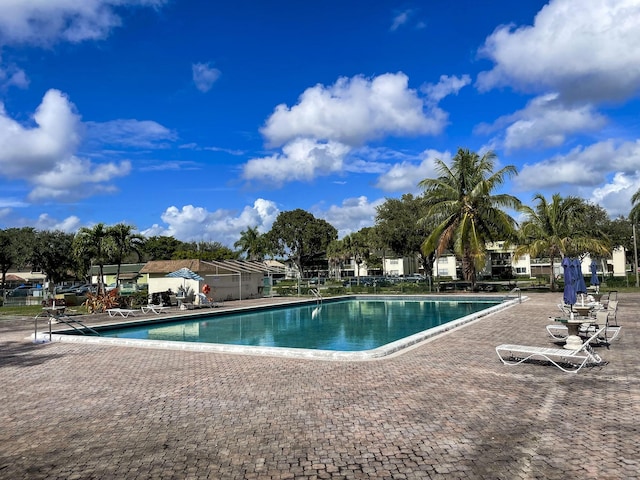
[402,274,425,283]
[55,285,78,294]
[73,284,97,295]
[119,283,139,295]
[7,285,39,296]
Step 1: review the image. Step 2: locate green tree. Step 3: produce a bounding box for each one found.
[630,187,640,224]
[375,194,435,283]
[31,230,76,294]
[108,223,145,286]
[267,209,337,277]
[234,226,267,261]
[141,235,183,260]
[514,193,611,290]
[173,241,239,261]
[418,148,521,289]
[0,227,36,290]
[341,230,370,285]
[604,216,634,267]
[73,223,111,294]
[326,238,348,280]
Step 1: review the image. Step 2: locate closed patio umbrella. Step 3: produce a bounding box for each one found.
[590,260,600,293]
[562,257,576,308]
[573,258,587,305]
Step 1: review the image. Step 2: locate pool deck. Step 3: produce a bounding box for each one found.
[1,292,638,479]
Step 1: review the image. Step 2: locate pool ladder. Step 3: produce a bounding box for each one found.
[310,288,323,305]
[34,311,101,342]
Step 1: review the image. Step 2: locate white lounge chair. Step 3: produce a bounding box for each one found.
[546,310,621,343]
[496,326,607,373]
[141,304,171,314]
[606,300,619,326]
[107,308,137,318]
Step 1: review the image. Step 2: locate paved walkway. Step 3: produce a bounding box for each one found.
[1,293,638,479]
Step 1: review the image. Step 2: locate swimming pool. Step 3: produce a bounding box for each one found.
[47,295,522,360]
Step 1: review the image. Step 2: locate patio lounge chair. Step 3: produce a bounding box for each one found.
[141,304,171,314]
[546,310,621,343]
[606,299,619,326]
[496,326,607,373]
[107,308,137,318]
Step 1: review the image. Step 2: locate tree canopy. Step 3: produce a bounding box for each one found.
[267,209,337,277]
[375,193,434,280]
[515,193,611,290]
[418,148,521,287]
[0,227,36,289]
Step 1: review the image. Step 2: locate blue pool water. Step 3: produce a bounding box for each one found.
[100,298,503,352]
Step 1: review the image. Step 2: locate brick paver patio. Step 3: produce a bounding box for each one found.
[1,293,638,479]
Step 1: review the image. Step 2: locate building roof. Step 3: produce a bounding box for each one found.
[140,259,272,275]
[5,274,26,282]
[90,263,146,275]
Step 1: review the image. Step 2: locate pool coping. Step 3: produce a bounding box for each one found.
[36,294,527,361]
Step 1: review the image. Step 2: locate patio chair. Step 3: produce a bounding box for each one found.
[557,303,573,316]
[606,299,619,326]
[106,308,137,318]
[546,310,621,344]
[141,304,172,314]
[496,326,607,373]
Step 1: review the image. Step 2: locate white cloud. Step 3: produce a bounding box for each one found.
[477,0,640,102]
[243,139,351,185]
[477,93,608,151]
[142,199,280,245]
[318,196,384,239]
[0,89,133,202]
[390,10,413,31]
[0,197,28,208]
[0,89,82,177]
[0,59,28,89]
[0,0,167,46]
[245,72,451,186]
[590,172,640,218]
[32,213,82,232]
[85,119,177,148]
[375,149,451,193]
[261,72,444,148]
[421,75,471,103]
[514,139,640,191]
[29,157,130,202]
[192,62,221,93]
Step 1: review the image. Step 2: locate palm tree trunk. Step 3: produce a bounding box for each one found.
[462,251,476,289]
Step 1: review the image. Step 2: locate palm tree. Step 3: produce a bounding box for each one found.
[234,226,266,261]
[342,231,370,285]
[326,239,347,281]
[631,187,640,224]
[73,223,111,294]
[515,193,611,290]
[108,223,145,286]
[418,148,521,289]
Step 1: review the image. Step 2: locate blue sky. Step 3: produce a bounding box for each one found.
[1,0,639,246]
